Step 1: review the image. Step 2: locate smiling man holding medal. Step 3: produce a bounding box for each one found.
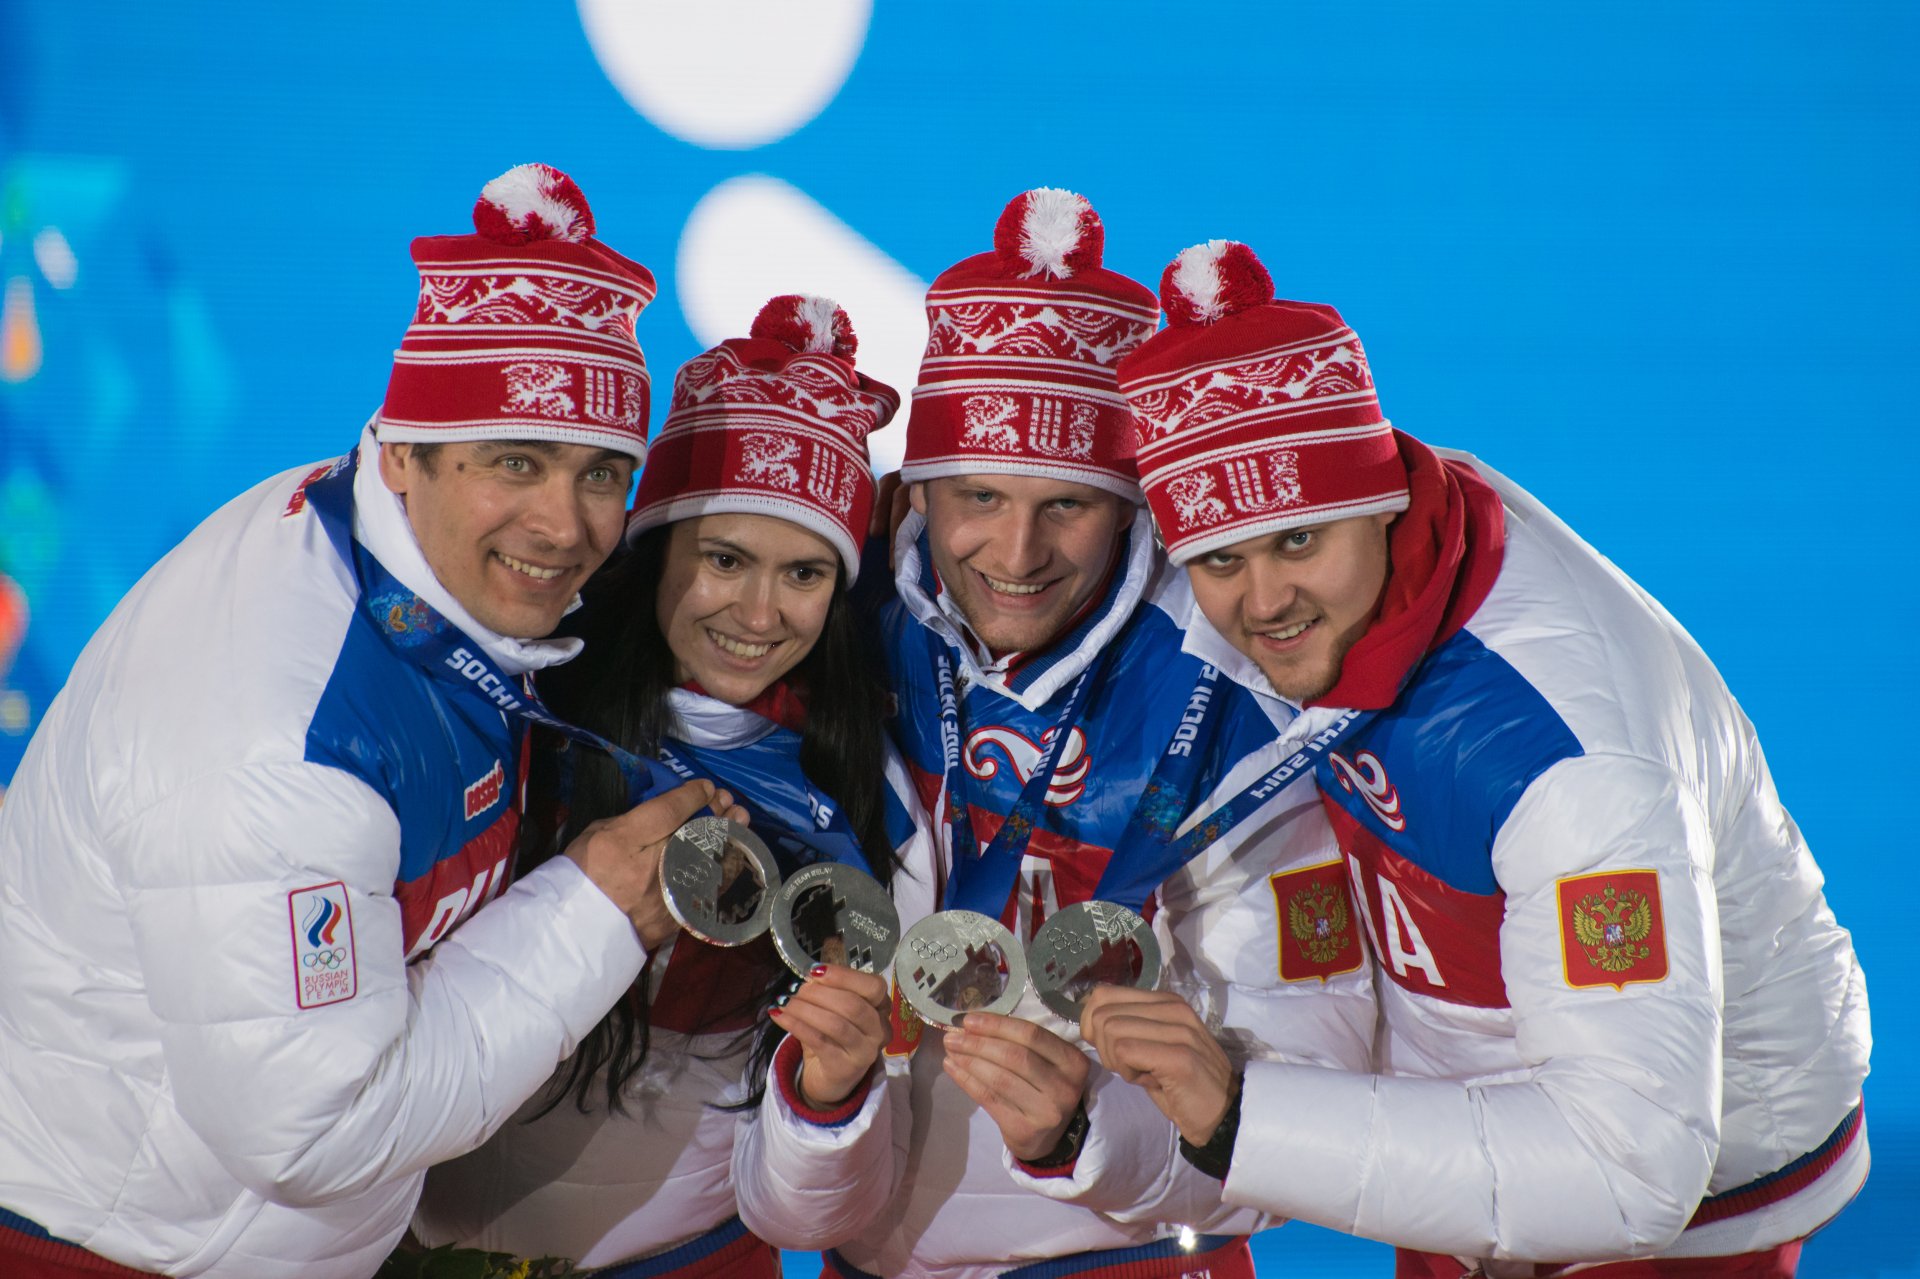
[1088,240,1873,1277]
[0,164,733,1279]
[795,192,1379,1279]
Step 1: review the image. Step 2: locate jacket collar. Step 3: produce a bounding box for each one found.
[892,508,1159,712]
[666,686,782,750]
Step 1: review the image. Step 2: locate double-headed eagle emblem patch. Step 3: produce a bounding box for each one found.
[1556,869,1669,990]
[1269,860,1363,983]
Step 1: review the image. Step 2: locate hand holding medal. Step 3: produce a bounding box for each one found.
[563,780,743,950]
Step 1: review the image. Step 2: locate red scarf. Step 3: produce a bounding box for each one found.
[681,679,811,732]
[1308,432,1507,711]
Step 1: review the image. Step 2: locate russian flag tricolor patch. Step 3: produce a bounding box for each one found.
[289,881,359,1009]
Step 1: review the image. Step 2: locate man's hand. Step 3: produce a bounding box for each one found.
[1080,986,1236,1147]
[942,1011,1090,1162]
[562,779,743,949]
[771,965,893,1110]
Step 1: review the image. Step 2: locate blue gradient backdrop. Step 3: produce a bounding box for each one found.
[0,3,1912,1273]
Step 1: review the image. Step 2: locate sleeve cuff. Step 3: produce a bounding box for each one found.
[772,1033,874,1128]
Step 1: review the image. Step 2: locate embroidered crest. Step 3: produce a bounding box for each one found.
[1268,859,1363,983]
[1557,869,1668,990]
[289,881,358,1009]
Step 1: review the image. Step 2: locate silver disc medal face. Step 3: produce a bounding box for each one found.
[896,909,1028,1029]
[770,861,901,976]
[1028,900,1162,1021]
[659,816,778,946]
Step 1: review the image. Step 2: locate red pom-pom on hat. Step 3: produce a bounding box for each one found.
[750,294,858,360]
[472,163,595,246]
[1160,240,1274,327]
[993,188,1104,280]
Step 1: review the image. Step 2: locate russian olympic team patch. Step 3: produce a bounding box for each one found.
[289,881,359,1009]
[1268,858,1364,983]
[1556,868,1668,990]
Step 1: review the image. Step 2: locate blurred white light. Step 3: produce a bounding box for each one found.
[578,0,871,150]
[677,174,927,474]
[1178,1226,1197,1251]
[34,227,77,290]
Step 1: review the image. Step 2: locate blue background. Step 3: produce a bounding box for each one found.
[0,2,1912,1273]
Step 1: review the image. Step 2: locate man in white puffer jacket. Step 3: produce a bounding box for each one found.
[0,164,724,1278]
[1083,239,1871,1278]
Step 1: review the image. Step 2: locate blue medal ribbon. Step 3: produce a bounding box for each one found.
[933,630,1112,917]
[1094,688,1375,911]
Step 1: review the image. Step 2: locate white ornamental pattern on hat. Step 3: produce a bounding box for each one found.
[1130,339,1372,440]
[501,363,642,426]
[675,347,884,433]
[419,273,639,338]
[503,363,576,418]
[959,394,1098,460]
[1030,399,1098,460]
[582,369,644,427]
[1166,473,1229,528]
[960,395,1022,450]
[736,432,803,490]
[1164,452,1305,531]
[806,452,865,516]
[929,302,1149,366]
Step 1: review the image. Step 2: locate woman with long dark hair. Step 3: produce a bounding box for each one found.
[412,297,931,1277]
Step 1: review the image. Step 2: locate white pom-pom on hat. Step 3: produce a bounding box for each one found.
[750,293,858,359]
[472,163,595,245]
[1160,240,1274,327]
[993,187,1104,280]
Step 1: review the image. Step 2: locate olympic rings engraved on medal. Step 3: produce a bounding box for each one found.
[1028,900,1161,1021]
[896,910,1028,1028]
[659,815,779,947]
[302,947,349,970]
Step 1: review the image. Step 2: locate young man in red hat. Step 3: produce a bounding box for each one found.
[1084,240,1871,1276]
[0,164,729,1278]
[793,193,1378,1279]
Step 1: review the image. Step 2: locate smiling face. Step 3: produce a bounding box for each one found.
[378,440,635,640]
[1185,513,1395,703]
[911,474,1135,655]
[654,512,840,706]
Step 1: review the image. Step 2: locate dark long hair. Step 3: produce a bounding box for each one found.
[521,524,896,1115]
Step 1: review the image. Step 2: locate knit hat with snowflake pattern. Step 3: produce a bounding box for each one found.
[627,295,899,580]
[901,189,1159,501]
[377,163,657,460]
[1116,240,1409,564]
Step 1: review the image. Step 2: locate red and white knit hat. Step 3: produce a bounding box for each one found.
[1118,241,1409,564]
[628,295,898,580]
[901,189,1160,501]
[377,163,657,460]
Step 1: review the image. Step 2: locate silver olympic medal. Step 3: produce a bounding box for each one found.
[896,909,1028,1029]
[659,816,778,946]
[1028,900,1162,1021]
[769,861,901,977]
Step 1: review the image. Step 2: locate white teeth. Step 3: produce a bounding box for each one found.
[1262,620,1313,641]
[982,574,1046,596]
[709,629,775,659]
[496,552,564,581]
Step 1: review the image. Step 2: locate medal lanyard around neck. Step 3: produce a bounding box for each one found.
[651,739,865,871]
[1092,663,1377,910]
[929,623,1114,916]
[306,447,865,870]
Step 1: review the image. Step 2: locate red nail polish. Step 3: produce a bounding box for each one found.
[768,1006,784,1017]
[810,965,828,978]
